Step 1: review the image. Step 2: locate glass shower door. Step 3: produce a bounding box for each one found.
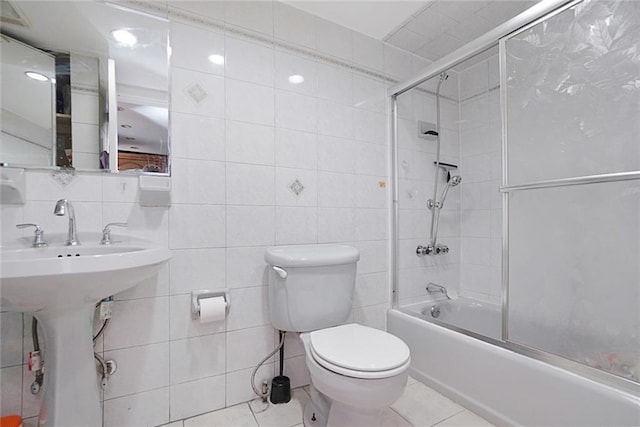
[502,0,640,382]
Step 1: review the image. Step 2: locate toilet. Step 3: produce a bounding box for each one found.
[265,244,410,427]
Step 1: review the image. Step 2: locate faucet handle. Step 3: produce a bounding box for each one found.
[100,223,128,245]
[16,223,48,247]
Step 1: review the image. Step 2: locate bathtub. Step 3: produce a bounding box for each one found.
[388,299,640,426]
[402,298,502,341]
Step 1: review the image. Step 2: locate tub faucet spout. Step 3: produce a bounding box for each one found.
[54,199,80,246]
[426,282,450,299]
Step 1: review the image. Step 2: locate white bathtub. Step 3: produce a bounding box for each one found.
[388,302,640,426]
[403,298,502,341]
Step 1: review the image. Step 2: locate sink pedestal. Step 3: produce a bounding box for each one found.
[1,233,172,426]
[35,305,102,427]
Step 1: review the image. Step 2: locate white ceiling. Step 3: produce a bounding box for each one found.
[288,0,538,65]
[385,0,538,62]
[285,1,428,40]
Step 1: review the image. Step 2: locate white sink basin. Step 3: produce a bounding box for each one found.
[0,232,171,426]
[1,232,171,312]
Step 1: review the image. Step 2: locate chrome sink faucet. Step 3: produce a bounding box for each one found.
[54,199,80,246]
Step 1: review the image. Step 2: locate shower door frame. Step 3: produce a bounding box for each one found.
[388,0,640,395]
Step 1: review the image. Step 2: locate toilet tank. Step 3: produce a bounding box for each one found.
[265,244,360,332]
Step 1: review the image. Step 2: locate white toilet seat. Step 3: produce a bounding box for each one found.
[309,324,411,380]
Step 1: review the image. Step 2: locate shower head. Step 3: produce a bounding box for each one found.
[437,174,461,210]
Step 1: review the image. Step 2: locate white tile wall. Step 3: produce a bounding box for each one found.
[171,68,225,118]
[103,342,171,399]
[274,50,318,97]
[273,2,315,49]
[225,79,274,126]
[170,23,224,77]
[395,48,508,307]
[352,32,384,72]
[275,90,317,133]
[171,113,225,161]
[395,68,462,305]
[170,334,226,384]
[316,18,353,61]
[104,387,170,427]
[103,297,170,350]
[225,36,274,87]
[275,168,317,207]
[458,54,502,304]
[225,120,274,165]
[225,1,273,36]
[169,375,226,421]
[0,1,452,424]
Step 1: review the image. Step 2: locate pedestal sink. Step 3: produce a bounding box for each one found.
[0,233,171,426]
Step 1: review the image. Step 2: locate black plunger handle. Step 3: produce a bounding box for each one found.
[279,330,285,376]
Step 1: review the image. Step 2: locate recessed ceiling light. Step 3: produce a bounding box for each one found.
[111,29,137,47]
[125,137,136,141]
[117,106,125,111]
[208,54,225,65]
[288,74,304,85]
[25,71,49,82]
[120,124,132,129]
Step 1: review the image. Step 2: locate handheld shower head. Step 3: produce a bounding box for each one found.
[449,175,462,186]
[437,174,462,209]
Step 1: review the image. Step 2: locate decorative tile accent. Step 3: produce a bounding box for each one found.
[289,178,305,197]
[186,83,208,104]
[50,169,76,187]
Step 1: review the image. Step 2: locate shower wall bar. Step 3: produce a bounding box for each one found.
[500,171,640,193]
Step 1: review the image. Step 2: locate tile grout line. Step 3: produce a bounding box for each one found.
[430,407,468,427]
[390,407,415,427]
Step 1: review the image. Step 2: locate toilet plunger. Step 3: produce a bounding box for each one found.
[270,330,291,404]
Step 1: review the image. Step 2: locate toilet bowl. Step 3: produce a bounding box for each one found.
[265,244,411,427]
[300,324,410,427]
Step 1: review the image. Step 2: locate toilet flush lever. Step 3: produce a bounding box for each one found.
[272,266,288,279]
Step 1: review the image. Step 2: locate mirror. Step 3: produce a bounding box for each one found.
[0,1,170,174]
[0,36,56,167]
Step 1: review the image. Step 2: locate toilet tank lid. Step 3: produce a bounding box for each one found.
[265,244,359,267]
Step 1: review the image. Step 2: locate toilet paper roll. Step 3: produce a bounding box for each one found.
[198,296,227,323]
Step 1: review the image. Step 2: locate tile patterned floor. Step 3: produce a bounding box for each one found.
[168,377,493,427]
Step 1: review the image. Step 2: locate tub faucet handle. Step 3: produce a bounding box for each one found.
[416,245,434,256]
[16,223,48,247]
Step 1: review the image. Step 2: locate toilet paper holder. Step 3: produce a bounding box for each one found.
[191,290,230,320]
